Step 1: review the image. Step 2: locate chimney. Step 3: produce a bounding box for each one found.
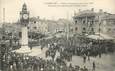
[91,8,94,11]
[99,9,103,13]
[79,9,81,12]
[37,16,39,19]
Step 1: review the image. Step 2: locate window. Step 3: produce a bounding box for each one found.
[82,27,86,34]
[90,28,95,34]
[75,27,78,31]
[71,29,73,32]
[27,27,30,29]
[108,28,111,32]
[91,20,94,24]
[75,20,77,24]
[33,27,37,30]
[83,27,86,31]
[34,21,36,24]
[98,28,101,32]
[91,28,94,31]
[83,20,85,24]
[19,32,22,38]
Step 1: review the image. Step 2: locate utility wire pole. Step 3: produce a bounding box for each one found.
[66,12,70,47]
[3,8,5,35]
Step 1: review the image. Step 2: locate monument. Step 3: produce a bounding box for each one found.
[15,3,31,53]
[13,3,44,56]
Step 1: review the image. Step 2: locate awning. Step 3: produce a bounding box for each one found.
[43,36,54,40]
[87,34,104,40]
[96,33,114,40]
[87,33,114,40]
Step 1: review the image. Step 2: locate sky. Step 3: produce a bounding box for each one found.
[0,0,115,23]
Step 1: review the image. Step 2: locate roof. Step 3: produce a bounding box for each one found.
[103,14,115,20]
[87,33,114,40]
[87,34,104,40]
[29,17,57,23]
[96,33,114,40]
[29,17,39,22]
[74,10,97,18]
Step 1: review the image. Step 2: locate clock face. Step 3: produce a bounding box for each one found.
[23,14,28,19]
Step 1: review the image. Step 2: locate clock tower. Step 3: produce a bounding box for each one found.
[20,3,29,26]
[17,3,31,53]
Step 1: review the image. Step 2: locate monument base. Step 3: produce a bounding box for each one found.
[15,26,31,54]
[14,46,31,54]
[12,26,31,54]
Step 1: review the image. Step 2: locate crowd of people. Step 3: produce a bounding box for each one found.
[1,51,90,71]
[45,43,96,71]
[1,35,115,71]
[43,37,115,71]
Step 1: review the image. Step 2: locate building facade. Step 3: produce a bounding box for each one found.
[101,14,115,37]
[29,17,71,35]
[29,17,48,34]
[73,8,115,38]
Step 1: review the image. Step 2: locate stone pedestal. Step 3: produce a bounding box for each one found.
[15,27,31,53]
[21,27,29,48]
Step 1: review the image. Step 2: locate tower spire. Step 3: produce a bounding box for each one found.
[22,3,27,11]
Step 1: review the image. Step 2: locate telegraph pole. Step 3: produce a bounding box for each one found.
[66,12,69,41]
[2,8,5,35]
[66,12,70,47]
